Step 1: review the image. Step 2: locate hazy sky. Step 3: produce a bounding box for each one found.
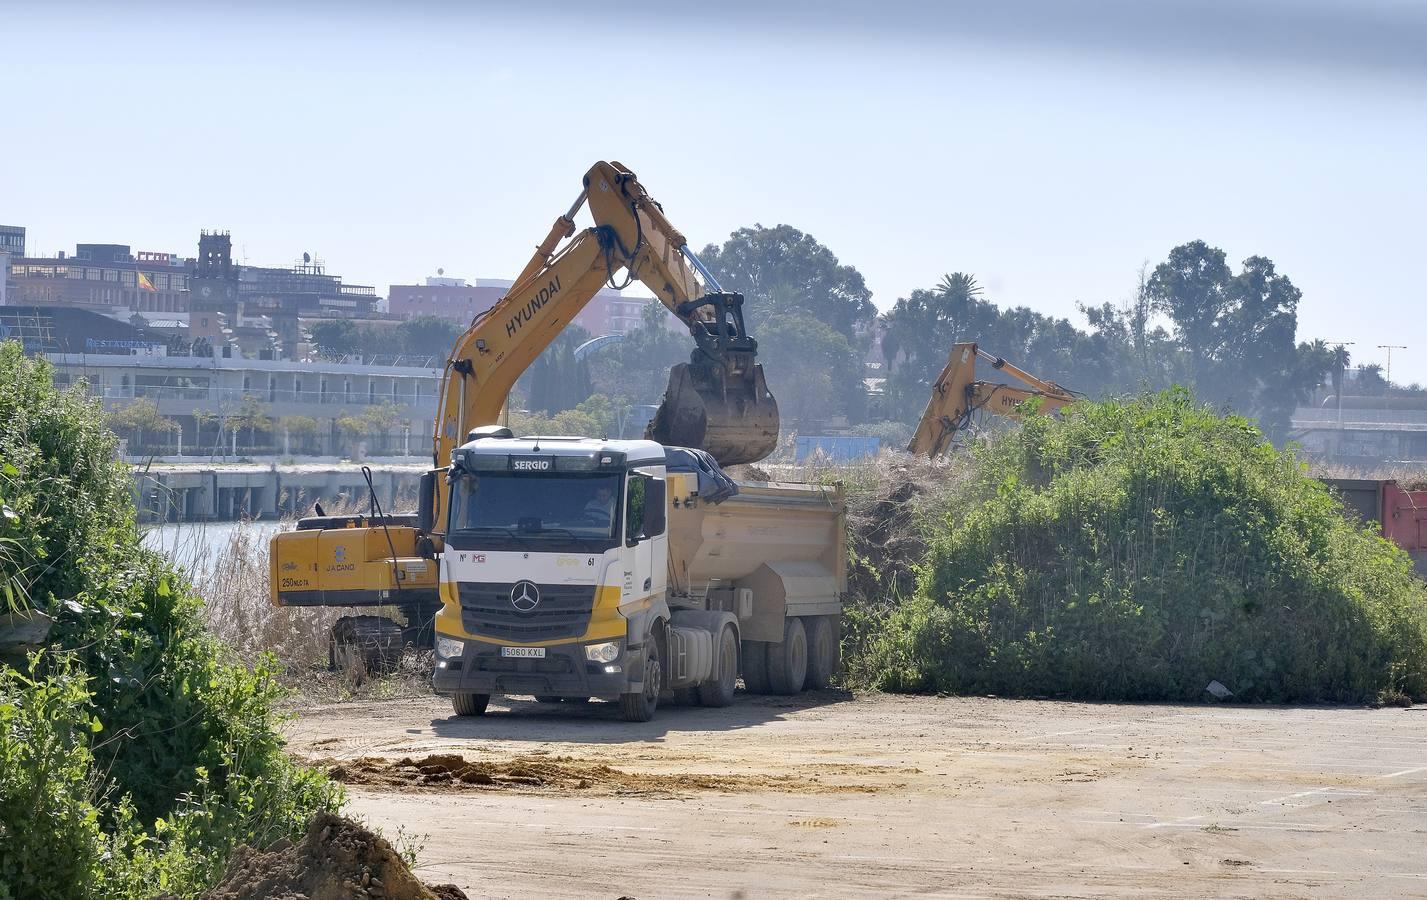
[5,1,1426,382]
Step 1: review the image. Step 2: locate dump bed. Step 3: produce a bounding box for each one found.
[664,475,845,642]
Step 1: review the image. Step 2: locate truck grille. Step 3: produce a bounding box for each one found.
[456,581,597,642]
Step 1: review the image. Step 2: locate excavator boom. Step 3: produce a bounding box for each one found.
[434,161,778,488]
[268,161,780,654]
[907,342,1077,457]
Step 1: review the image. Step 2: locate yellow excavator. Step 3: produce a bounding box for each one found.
[906,342,1077,457]
[270,161,779,671]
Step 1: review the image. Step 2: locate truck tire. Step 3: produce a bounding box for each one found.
[451,692,489,716]
[767,617,808,695]
[804,616,839,689]
[698,626,739,708]
[740,640,770,694]
[621,634,663,722]
[330,616,403,679]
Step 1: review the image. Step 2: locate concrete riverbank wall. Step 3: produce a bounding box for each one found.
[130,462,428,522]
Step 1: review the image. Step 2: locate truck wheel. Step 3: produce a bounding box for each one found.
[621,636,663,722]
[767,617,807,696]
[698,626,739,708]
[741,640,770,694]
[451,692,489,716]
[804,616,839,690]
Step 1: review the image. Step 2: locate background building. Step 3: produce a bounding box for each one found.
[388,274,655,335]
[7,242,190,313]
[4,229,389,361]
[0,225,24,259]
[46,351,438,459]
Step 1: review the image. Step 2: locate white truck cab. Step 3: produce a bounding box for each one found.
[431,429,844,721]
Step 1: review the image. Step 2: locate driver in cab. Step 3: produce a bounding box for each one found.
[583,484,615,529]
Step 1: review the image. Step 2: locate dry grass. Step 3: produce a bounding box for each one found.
[152,516,437,703]
[192,525,345,670]
[742,449,987,689]
[1306,459,1427,490]
[796,450,978,601]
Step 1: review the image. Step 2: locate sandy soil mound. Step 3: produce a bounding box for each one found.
[203,812,467,900]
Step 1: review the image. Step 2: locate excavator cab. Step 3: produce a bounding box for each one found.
[645,290,780,465]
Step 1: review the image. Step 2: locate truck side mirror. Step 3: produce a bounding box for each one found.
[417,470,438,534]
[642,477,665,538]
[625,474,646,546]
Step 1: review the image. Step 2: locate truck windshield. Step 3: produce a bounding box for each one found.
[448,471,621,542]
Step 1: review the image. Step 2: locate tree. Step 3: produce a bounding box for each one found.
[106,397,179,453]
[1145,241,1234,384]
[224,395,273,453]
[699,225,876,425]
[396,316,463,359]
[524,325,593,414]
[1145,241,1320,440]
[336,402,404,455]
[878,273,1109,423]
[699,224,875,340]
[277,415,321,454]
[1330,344,1352,399]
[512,393,623,439]
[1357,363,1389,396]
[757,314,864,426]
[587,305,690,407]
[308,319,362,359]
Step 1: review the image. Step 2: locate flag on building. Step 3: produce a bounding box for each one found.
[137,271,156,292]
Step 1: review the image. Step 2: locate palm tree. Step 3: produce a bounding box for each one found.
[936,272,982,303]
[1330,344,1352,399]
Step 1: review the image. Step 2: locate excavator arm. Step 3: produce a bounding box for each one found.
[434,161,777,485]
[269,161,780,644]
[907,342,1077,457]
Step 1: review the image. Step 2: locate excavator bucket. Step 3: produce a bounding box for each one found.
[647,362,779,466]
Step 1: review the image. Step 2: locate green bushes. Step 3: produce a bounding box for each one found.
[856,389,1427,702]
[0,342,339,898]
[0,663,107,898]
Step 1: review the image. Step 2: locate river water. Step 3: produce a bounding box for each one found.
[141,521,285,578]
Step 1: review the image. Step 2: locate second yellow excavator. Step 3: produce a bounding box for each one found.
[907,342,1078,457]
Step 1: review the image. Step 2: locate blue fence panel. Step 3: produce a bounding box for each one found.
[795,435,881,463]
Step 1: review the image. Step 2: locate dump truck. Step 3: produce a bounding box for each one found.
[270,160,781,670]
[429,428,845,721]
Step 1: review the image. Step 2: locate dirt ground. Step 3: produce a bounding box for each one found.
[285,692,1427,899]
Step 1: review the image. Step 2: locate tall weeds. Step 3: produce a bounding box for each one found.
[851,390,1427,703]
[0,343,340,898]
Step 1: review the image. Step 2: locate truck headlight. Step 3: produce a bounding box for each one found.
[436,636,465,659]
[584,640,621,663]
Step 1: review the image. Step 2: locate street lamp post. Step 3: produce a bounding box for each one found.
[1378,344,1407,392]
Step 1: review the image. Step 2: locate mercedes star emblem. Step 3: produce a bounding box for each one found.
[510,580,540,612]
